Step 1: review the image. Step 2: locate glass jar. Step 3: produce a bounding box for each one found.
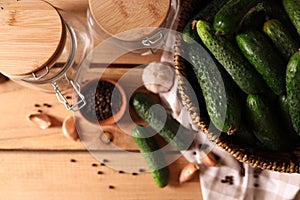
[0,0,92,111]
[87,0,179,56]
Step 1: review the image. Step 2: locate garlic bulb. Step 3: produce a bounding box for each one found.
[142,62,175,94]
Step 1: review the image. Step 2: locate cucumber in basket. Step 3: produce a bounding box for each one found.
[283,0,300,36]
[131,92,195,150]
[263,19,299,62]
[196,20,267,94]
[236,30,286,95]
[286,50,300,135]
[182,0,229,43]
[132,125,170,188]
[188,42,241,134]
[245,94,294,151]
[213,0,261,35]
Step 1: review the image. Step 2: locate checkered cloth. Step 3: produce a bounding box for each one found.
[159,79,300,200]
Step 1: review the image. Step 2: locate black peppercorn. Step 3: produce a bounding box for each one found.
[81,80,122,122]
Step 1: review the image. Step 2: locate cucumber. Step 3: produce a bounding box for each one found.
[131,92,195,150]
[188,42,241,134]
[278,95,300,140]
[132,125,170,188]
[196,20,267,94]
[286,50,300,135]
[236,30,286,95]
[213,0,261,35]
[263,19,299,61]
[183,0,229,43]
[261,0,299,40]
[246,94,292,151]
[283,0,300,36]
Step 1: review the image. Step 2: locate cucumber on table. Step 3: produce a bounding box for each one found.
[286,50,300,135]
[283,0,300,36]
[263,19,299,62]
[236,30,286,95]
[183,0,229,43]
[188,42,241,134]
[213,0,260,35]
[131,92,195,150]
[196,20,267,94]
[132,125,170,188]
[246,94,293,151]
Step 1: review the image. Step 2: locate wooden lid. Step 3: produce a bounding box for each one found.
[89,0,171,41]
[0,0,65,76]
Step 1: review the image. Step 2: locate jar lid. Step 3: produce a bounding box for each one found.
[0,0,66,76]
[88,0,171,41]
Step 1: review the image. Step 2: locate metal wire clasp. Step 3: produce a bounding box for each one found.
[142,31,164,47]
[52,79,86,112]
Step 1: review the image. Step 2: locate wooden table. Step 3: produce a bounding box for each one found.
[0,0,202,199]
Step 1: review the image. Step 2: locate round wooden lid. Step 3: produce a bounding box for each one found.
[89,0,171,41]
[0,0,65,76]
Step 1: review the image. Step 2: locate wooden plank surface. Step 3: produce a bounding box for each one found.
[0,151,201,200]
[0,0,203,199]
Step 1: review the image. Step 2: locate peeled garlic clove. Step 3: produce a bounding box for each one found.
[62,115,78,141]
[28,113,52,129]
[179,163,200,184]
[201,152,218,167]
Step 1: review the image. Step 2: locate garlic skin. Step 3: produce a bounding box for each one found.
[179,163,200,184]
[62,115,78,141]
[28,113,52,129]
[142,62,175,94]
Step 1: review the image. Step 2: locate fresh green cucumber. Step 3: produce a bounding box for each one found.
[246,94,292,151]
[263,19,299,61]
[261,0,299,40]
[278,95,300,140]
[188,42,241,134]
[131,92,195,150]
[132,125,170,188]
[183,0,229,43]
[196,20,267,94]
[283,0,300,36]
[236,30,286,95]
[286,50,300,135]
[213,0,260,35]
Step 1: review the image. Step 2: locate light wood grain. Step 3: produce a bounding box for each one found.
[0,0,204,199]
[0,0,65,76]
[0,151,201,200]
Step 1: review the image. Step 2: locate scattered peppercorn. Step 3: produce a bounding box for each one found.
[138,169,146,173]
[108,185,115,189]
[118,170,124,174]
[34,104,40,107]
[254,183,259,187]
[43,103,52,108]
[66,96,72,99]
[102,159,109,163]
[97,171,103,175]
[70,159,76,163]
[100,163,106,166]
[37,109,43,113]
[92,163,98,167]
[132,172,138,176]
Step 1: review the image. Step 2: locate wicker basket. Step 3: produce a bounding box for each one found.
[173,0,300,173]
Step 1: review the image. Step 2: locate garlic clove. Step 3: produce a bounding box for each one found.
[179,163,200,184]
[62,115,78,141]
[201,152,218,167]
[28,113,52,129]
